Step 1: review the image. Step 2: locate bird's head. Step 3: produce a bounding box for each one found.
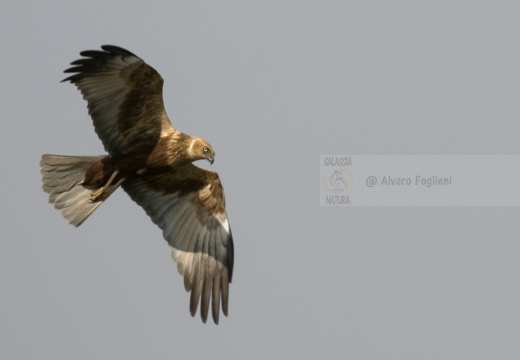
[188,137,215,165]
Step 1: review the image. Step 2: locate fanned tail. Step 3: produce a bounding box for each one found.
[40,154,115,227]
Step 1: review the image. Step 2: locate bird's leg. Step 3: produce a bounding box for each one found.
[89,170,124,202]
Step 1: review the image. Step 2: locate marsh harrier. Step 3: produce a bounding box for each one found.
[40,45,234,324]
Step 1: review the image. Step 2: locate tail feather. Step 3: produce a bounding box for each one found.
[40,154,115,227]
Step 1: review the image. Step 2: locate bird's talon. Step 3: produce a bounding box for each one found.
[89,187,105,202]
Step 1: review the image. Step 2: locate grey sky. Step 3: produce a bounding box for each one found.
[2,1,520,359]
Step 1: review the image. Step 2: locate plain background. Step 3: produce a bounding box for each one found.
[2,1,520,359]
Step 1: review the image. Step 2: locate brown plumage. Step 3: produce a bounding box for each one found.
[40,45,234,324]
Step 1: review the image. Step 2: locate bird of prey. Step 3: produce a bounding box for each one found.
[40,45,234,324]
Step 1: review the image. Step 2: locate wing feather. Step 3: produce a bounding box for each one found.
[122,169,234,324]
[63,45,174,156]
[211,271,221,324]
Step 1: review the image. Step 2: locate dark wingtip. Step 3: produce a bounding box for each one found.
[60,45,141,83]
[222,304,229,317]
[100,45,138,58]
[60,74,73,83]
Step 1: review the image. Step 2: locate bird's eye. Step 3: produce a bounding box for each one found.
[203,147,208,152]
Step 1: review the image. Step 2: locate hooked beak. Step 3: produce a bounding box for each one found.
[206,154,214,165]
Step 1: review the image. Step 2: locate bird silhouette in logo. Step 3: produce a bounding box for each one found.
[329,170,349,193]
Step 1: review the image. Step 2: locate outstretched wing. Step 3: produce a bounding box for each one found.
[63,45,174,156]
[122,165,234,324]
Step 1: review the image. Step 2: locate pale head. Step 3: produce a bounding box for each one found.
[188,137,215,164]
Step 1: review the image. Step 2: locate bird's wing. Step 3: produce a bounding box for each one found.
[122,165,234,324]
[62,45,174,156]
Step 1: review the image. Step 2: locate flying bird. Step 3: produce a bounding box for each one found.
[40,45,234,324]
